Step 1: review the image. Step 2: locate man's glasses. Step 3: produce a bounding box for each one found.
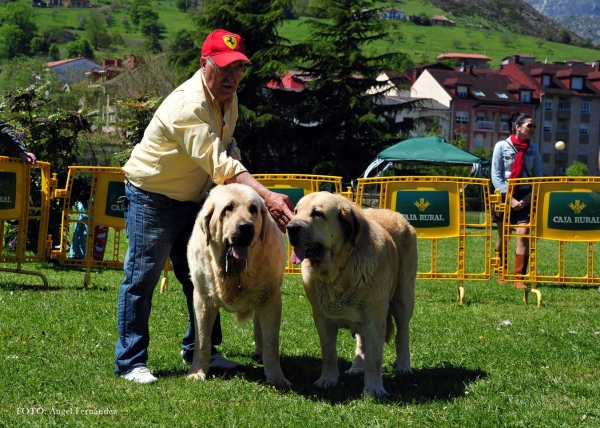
[206,57,246,77]
[520,123,536,129]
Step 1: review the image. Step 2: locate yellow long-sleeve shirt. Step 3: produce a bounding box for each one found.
[123,69,247,203]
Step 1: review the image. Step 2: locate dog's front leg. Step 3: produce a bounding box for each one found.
[312,309,340,389]
[255,292,289,387]
[360,318,387,397]
[186,289,218,381]
[346,332,366,375]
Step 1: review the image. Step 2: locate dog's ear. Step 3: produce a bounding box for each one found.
[259,201,269,242]
[338,202,361,247]
[201,200,215,245]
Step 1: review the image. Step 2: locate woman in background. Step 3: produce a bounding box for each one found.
[491,112,542,289]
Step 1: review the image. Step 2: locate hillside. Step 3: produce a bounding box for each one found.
[429,0,580,42]
[523,0,600,45]
[1,0,600,71]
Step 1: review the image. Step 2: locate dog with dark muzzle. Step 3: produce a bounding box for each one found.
[186,184,289,386]
[287,192,417,397]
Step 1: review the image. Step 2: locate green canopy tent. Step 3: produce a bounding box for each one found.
[362,136,487,178]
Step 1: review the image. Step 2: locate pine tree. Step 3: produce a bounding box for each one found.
[288,0,416,181]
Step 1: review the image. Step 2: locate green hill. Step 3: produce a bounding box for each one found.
[2,0,600,69]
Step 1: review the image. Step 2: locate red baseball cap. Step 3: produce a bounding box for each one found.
[201,29,251,67]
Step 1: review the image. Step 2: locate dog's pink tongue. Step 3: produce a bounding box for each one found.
[291,247,305,264]
[232,246,249,259]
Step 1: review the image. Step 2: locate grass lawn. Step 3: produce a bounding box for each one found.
[0,255,599,427]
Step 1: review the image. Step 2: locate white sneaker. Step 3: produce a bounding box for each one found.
[209,353,240,370]
[181,350,191,365]
[120,366,158,384]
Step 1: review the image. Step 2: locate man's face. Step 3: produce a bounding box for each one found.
[201,57,246,105]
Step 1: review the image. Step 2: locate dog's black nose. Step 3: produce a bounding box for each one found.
[233,221,255,245]
[286,222,300,242]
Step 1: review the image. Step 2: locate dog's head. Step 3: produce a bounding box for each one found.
[286,192,361,265]
[200,184,269,260]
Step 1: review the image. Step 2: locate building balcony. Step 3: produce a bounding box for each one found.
[557,109,571,120]
[476,120,494,130]
[556,129,570,140]
[581,113,590,123]
[579,134,589,145]
[544,111,553,121]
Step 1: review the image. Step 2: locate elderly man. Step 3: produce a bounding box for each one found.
[115,29,294,384]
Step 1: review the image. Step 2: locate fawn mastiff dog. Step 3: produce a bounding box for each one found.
[286,192,417,397]
[186,184,289,386]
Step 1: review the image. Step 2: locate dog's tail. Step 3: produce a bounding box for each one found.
[385,313,394,343]
[235,309,255,325]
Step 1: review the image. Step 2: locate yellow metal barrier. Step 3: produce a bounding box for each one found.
[356,176,493,304]
[253,174,348,274]
[0,157,55,286]
[501,176,600,306]
[51,166,126,287]
[50,166,171,289]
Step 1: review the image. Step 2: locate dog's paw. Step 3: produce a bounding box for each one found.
[364,385,388,398]
[345,367,365,376]
[392,360,413,374]
[268,376,291,389]
[314,377,338,389]
[186,371,207,381]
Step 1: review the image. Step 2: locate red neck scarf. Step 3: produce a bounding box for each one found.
[509,134,530,179]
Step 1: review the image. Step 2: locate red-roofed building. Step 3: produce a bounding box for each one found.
[411,66,536,156]
[429,15,455,26]
[267,71,306,92]
[437,53,492,69]
[498,59,600,174]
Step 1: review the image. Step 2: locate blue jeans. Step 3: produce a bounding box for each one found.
[115,181,222,374]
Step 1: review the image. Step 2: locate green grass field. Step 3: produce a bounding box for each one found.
[0,240,599,427]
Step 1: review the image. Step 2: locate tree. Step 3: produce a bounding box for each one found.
[0,3,38,59]
[48,43,60,61]
[566,161,588,176]
[285,0,416,181]
[65,39,94,58]
[0,86,94,247]
[85,10,112,49]
[558,29,572,45]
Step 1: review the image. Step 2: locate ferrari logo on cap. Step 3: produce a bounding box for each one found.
[222,35,238,50]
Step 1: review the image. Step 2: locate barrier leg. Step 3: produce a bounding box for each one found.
[524,287,542,308]
[457,281,465,305]
[160,267,169,293]
[0,267,48,287]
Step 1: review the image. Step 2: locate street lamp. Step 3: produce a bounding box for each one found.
[555,140,566,175]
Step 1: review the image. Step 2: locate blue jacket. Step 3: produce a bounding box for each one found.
[491,137,543,194]
[0,119,26,158]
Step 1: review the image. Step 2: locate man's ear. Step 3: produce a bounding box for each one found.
[338,203,361,247]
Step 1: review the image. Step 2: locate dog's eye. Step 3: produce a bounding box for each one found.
[311,208,323,218]
[224,203,234,213]
[249,204,258,215]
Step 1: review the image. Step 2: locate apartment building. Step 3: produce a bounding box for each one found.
[499,58,600,175]
[410,66,536,154]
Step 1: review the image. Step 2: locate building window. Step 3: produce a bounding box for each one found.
[473,90,485,97]
[456,86,468,98]
[545,100,553,111]
[571,77,584,90]
[455,111,468,124]
[580,125,589,135]
[543,121,552,133]
[474,134,484,148]
[520,91,531,102]
[581,101,590,114]
[496,92,508,99]
[542,75,551,86]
